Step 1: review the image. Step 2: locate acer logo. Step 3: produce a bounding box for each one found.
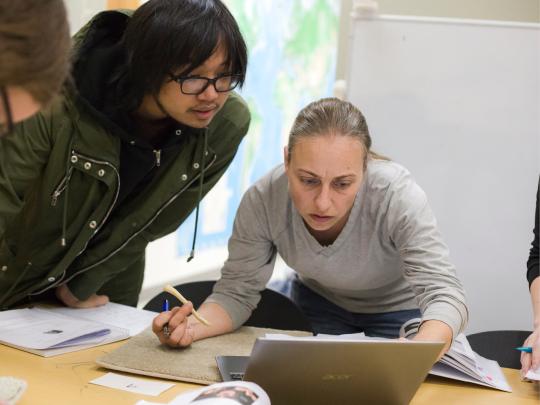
[322,374,352,381]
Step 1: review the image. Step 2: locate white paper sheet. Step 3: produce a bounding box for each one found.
[90,373,174,396]
[430,358,512,392]
[0,307,131,356]
[525,368,540,381]
[0,308,111,350]
[48,302,156,336]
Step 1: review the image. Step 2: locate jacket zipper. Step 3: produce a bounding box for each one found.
[29,151,121,296]
[153,150,161,167]
[62,153,217,283]
[50,167,74,206]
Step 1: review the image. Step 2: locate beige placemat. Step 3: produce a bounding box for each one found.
[96,326,311,385]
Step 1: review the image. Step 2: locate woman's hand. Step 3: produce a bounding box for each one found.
[152,301,233,348]
[520,326,540,376]
[152,302,196,348]
[411,319,453,360]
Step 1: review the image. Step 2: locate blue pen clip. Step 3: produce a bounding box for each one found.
[162,299,170,337]
[515,346,533,353]
[162,298,169,312]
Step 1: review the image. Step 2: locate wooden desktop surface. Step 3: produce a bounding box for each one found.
[1,341,538,404]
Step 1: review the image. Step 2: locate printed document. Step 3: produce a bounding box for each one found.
[0,303,155,357]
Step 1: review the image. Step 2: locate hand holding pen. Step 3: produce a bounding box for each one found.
[518,326,540,376]
[163,284,210,326]
[152,299,196,347]
[152,285,210,348]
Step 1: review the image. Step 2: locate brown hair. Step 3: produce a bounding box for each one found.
[287,97,388,169]
[0,0,71,106]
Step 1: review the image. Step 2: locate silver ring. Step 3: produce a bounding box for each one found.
[163,324,170,338]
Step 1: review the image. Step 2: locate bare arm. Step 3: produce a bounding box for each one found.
[412,319,453,360]
[521,277,540,374]
[532,277,540,330]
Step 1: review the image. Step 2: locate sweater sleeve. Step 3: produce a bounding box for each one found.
[527,178,539,287]
[204,185,277,329]
[385,171,468,338]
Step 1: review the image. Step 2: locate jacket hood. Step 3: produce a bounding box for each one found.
[69,10,211,263]
[72,11,134,137]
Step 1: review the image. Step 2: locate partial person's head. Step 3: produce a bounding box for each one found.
[284,97,381,243]
[0,0,71,136]
[126,0,248,128]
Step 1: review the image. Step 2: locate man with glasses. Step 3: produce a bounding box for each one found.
[0,0,250,310]
[0,0,70,137]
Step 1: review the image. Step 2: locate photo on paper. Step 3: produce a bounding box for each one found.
[192,385,259,405]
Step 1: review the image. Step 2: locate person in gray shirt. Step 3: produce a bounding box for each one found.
[152,97,468,355]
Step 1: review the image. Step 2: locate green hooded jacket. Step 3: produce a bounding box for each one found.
[0,10,250,309]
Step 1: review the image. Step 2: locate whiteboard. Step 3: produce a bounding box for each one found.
[346,15,540,333]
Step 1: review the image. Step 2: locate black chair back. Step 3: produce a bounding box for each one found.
[466,330,532,369]
[144,280,313,332]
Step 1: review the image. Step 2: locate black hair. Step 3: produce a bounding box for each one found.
[119,0,247,111]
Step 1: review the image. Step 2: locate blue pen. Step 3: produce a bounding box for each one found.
[162,299,170,337]
[515,346,533,353]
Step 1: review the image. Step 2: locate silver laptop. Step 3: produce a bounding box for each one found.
[217,337,443,405]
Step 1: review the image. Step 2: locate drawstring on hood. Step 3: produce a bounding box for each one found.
[187,128,208,262]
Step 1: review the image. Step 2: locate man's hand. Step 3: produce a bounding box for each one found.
[55,283,109,308]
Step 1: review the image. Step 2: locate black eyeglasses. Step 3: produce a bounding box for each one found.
[0,86,14,138]
[169,73,241,95]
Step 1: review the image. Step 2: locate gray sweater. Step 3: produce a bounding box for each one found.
[206,160,468,337]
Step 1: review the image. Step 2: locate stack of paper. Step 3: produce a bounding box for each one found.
[0,308,123,356]
[0,303,156,357]
[431,334,511,392]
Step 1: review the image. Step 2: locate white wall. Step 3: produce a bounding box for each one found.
[64,0,107,34]
[337,0,540,80]
[345,12,539,334]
